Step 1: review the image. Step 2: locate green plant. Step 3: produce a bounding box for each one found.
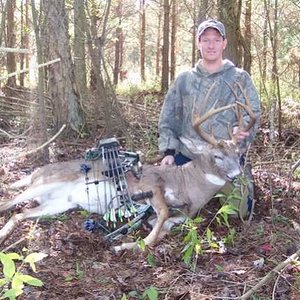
[181,216,203,269]
[125,286,159,300]
[63,261,85,282]
[181,202,238,269]
[40,213,69,222]
[0,251,47,300]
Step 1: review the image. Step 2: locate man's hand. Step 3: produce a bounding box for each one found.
[160,155,175,166]
[233,127,250,142]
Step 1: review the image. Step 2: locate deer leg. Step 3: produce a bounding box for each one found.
[148,213,186,240]
[0,197,78,246]
[20,197,77,218]
[113,188,169,252]
[0,213,25,245]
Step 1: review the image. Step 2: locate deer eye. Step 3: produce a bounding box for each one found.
[214,155,223,161]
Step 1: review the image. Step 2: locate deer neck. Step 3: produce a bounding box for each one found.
[192,155,226,187]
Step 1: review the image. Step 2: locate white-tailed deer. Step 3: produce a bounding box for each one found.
[0,91,256,251]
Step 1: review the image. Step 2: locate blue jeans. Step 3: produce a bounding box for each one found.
[175,153,192,166]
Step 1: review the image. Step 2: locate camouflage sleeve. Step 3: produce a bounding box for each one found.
[158,76,183,155]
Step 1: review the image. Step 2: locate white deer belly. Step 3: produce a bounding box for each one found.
[70,179,119,214]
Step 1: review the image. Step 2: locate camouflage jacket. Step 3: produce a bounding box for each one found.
[158,59,261,159]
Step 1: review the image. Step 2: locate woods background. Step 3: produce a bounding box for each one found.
[0,0,299,162]
[0,1,300,299]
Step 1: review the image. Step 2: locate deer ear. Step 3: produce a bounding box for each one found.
[179,137,204,154]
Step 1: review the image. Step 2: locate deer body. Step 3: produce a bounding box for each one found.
[0,141,240,250]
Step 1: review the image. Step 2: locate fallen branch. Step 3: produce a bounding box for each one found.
[0,47,32,54]
[240,248,300,300]
[0,58,60,81]
[16,124,66,159]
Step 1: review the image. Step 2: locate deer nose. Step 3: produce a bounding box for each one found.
[226,175,237,181]
[226,169,241,181]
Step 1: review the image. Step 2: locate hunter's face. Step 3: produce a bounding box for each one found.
[198,28,227,63]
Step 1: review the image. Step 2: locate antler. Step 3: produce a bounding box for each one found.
[193,103,236,146]
[227,82,256,133]
[193,81,257,146]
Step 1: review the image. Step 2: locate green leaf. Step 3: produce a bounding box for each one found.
[209,242,219,249]
[194,244,202,255]
[17,274,43,287]
[206,228,213,241]
[6,253,21,261]
[182,244,193,265]
[1,287,23,300]
[146,253,156,267]
[142,286,158,300]
[0,253,16,280]
[217,204,238,215]
[11,273,24,290]
[137,239,146,252]
[0,278,7,287]
[128,290,139,297]
[24,253,48,272]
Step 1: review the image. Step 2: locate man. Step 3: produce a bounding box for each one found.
[158,19,260,220]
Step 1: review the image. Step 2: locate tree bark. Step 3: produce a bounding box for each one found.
[30,0,49,162]
[113,0,123,85]
[6,0,16,87]
[140,0,146,82]
[243,0,252,74]
[170,0,177,82]
[74,0,88,103]
[155,0,162,77]
[42,0,84,134]
[161,0,170,92]
[218,0,243,67]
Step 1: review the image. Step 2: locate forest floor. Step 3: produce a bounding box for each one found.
[0,97,300,300]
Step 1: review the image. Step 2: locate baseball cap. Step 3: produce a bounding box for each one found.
[197,19,226,38]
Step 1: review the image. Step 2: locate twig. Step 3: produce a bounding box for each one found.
[287,157,300,196]
[1,237,26,252]
[0,58,60,81]
[0,47,32,54]
[16,124,66,159]
[240,248,300,300]
[0,128,15,138]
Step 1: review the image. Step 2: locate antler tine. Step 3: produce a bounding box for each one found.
[236,82,257,132]
[224,81,257,133]
[193,103,236,146]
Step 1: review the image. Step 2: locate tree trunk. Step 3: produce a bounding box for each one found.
[161,0,170,92]
[42,0,84,134]
[85,0,126,135]
[265,0,281,142]
[193,0,209,65]
[113,0,123,85]
[170,0,177,82]
[74,0,88,103]
[262,4,268,83]
[155,0,162,77]
[140,0,146,82]
[243,0,252,74]
[19,0,29,87]
[30,0,49,163]
[218,0,243,66]
[6,0,16,87]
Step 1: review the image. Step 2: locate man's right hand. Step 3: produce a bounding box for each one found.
[160,155,175,166]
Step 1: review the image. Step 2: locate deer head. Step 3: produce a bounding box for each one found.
[188,82,256,181]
